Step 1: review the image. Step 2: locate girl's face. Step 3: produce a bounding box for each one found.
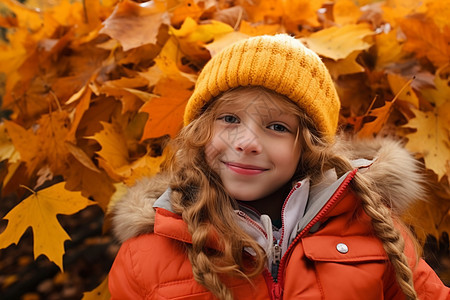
[205,89,301,202]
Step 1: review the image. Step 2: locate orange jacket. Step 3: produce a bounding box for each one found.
[109,139,450,299]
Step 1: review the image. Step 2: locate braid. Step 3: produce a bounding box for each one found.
[187,246,234,300]
[351,173,418,300]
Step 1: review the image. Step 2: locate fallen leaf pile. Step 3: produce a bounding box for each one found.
[0,0,449,295]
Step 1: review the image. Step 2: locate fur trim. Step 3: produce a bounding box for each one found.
[110,175,169,243]
[332,136,426,214]
[110,137,425,242]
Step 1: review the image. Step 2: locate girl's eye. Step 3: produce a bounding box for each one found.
[219,115,239,124]
[268,124,288,132]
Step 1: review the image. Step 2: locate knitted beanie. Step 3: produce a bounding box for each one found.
[183,34,341,140]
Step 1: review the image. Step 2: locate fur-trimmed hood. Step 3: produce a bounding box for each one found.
[109,137,425,244]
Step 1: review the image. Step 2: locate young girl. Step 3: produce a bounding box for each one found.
[108,35,449,299]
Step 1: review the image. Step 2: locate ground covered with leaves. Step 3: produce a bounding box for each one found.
[0,0,449,298]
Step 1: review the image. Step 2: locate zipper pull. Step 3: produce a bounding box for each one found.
[271,241,281,281]
[273,243,281,265]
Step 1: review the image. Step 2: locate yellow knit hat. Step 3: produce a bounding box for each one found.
[183,34,340,140]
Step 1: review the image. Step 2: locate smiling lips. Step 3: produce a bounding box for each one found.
[224,162,268,175]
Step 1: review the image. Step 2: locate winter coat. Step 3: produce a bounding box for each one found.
[108,139,450,299]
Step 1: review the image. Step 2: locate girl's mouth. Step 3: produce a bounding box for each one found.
[224,162,268,175]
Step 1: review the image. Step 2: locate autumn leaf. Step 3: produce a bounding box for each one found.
[205,31,249,57]
[64,159,116,211]
[333,0,362,26]
[403,105,450,180]
[387,73,419,108]
[239,20,281,37]
[357,100,395,138]
[398,15,450,68]
[140,77,193,140]
[425,0,450,31]
[0,182,95,270]
[99,0,170,51]
[374,30,408,70]
[324,50,364,79]
[90,121,130,181]
[82,276,110,300]
[301,23,374,60]
[0,0,43,31]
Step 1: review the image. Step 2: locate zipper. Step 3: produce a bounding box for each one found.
[273,169,358,291]
[278,182,302,253]
[271,241,281,281]
[270,182,301,282]
[236,210,268,239]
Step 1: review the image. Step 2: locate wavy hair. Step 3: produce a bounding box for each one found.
[166,86,418,300]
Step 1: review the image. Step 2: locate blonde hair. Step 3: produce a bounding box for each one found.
[167,86,418,300]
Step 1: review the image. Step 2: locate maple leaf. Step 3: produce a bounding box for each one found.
[239,0,284,23]
[324,50,364,79]
[357,77,414,138]
[333,0,362,26]
[425,0,450,31]
[399,15,450,68]
[374,29,410,70]
[100,0,170,51]
[205,31,249,57]
[171,0,204,26]
[403,105,450,180]
[82,276,110,300]
[64,159,116,211]
[140,77,193,140]
[0,182,95,270]
[90,121,130,181]
[301,23,374,60]
[239,20,281,37]
[387,73,419,108]
[1,0,43,31]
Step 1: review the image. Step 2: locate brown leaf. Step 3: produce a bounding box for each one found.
[100,0,170,51]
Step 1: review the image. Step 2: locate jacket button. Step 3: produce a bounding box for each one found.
[336,243,348,254]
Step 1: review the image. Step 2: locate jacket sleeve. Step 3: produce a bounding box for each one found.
[413,258,450,300]
[109,241,146,300]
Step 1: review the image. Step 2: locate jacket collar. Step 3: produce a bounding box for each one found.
[110,137,425,244]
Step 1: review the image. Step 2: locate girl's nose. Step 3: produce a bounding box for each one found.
[234,127,262,154]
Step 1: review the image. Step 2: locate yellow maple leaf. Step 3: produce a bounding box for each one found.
[374,29,409,70]
[324,50,364,79]
[239,0,283,23]
[333,0,362,26]
[90,121,130,181]
[387,73,419,108]
[82,276,111,300]
[239,20,281,37]
[421,66,450,108]
[282,0,325,27]
[1,0,43,31]
[0,182,95,270]
[205,31,249,57]
[123,150,167,186]
[301,23,374,60]
[403,105,450,180]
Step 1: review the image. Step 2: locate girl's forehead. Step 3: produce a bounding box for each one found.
[217,89,295,114]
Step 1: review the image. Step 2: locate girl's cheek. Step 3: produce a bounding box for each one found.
[205,142,219,166]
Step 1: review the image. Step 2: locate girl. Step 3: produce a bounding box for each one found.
[108,35,449,299]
